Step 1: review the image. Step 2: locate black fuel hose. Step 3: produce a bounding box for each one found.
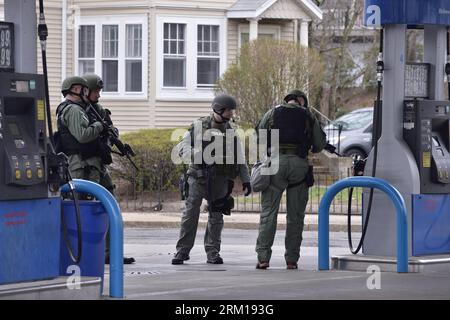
[38,0,54,146]
[38,0,82,263]
[446,28,450,100]
[347,28,384,254]
[61,179,83,264]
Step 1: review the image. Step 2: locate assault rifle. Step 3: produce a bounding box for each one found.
[86,103,139,171]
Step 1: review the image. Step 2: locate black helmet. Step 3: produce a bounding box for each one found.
[284,89,308,107]
[61,76,88,95]
[83,73,104,91]
[212,94,237,111]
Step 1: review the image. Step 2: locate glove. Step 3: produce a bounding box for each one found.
[324,143,337,154]
[108,125,119,137]
[242,182,252,196]
[96,121,109,135]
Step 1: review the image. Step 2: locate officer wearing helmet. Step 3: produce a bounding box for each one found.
[254,89,326,270]
[82,74,115,193]
[171,94,252,265]
[55,76,107,185]
[82,73,136,265]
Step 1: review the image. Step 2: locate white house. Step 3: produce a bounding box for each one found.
[0,0,322,131]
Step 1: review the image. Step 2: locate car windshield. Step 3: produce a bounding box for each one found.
[329,110,373,131]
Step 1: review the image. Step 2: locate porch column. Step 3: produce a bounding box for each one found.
[299,20,309,47]
[248,18,260,41]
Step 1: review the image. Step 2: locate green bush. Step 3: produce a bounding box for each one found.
[217,39,325,126]
[110,128,186,193]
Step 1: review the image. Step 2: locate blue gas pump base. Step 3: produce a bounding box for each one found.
[331,254,450,273]
[0,277,102,300]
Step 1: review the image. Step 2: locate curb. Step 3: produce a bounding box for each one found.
[124,221,361,232]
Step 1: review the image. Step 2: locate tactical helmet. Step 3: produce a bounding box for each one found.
[212,94,238,111]
[83,73,104,91]
[61,76,89,95]
[284,89,307,105]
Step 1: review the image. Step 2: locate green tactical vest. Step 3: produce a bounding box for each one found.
[189,116,239,178]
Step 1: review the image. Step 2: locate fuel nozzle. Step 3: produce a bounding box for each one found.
[376,29,384,83]
[352,155,366,177]
[38,2,48,50]
[376,52,384,83]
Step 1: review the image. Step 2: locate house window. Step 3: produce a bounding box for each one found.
[102,25,119,92]
[157,16,226,100]
[76,15,148,99]
[126,24,143,92]
[197,25,220,87]
[163,23,186,87]
[78,25,95,75]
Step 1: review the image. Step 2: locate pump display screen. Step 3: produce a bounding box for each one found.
[11,81,30,93]
[405,63,429,98]
[0,22,14,72]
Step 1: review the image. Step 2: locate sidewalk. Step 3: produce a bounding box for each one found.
[122,210,362,232]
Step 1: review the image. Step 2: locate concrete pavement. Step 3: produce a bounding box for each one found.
[103,228,450,300]
[122,210,362,232]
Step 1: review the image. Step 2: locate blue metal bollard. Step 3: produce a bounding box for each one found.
[61,179,124,298]
[318,177,408,273]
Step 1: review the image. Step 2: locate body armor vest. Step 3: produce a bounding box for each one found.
[189,116,239,177]
[55,101,107,161]
[271,106,309,157]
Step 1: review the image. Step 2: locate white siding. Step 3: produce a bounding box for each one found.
[155,0,235,10]
[227,19,239,64]
[72,0,235,10]
[0,0,319,131]
[155,101,212,128]
[261,0,310,20]
[281,20,295,42]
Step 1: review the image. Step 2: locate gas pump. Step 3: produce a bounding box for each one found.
[0,5,77,284]
[359,0,450,259]
[0,71,64,284]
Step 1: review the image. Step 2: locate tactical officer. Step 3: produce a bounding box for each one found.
[56,75,135,264]
[172,94,252,265]
[55,76,106,183]
[254,90,326,270]
[83,73,135,265]
[83,74,115,194]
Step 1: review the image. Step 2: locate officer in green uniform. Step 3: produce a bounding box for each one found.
[172,94,252,265]
[83,74,115,194]
[55,76,106,184]
[82,73,135,265]
[56,75,135,264]
[255,89,326,270]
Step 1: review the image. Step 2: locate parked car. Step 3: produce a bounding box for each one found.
[324,107,374,158]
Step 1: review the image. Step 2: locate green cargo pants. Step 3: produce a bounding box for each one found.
[70,166,101,184]
[71,165,115,257]
[175,173,229,260]
[256,154,310,264]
